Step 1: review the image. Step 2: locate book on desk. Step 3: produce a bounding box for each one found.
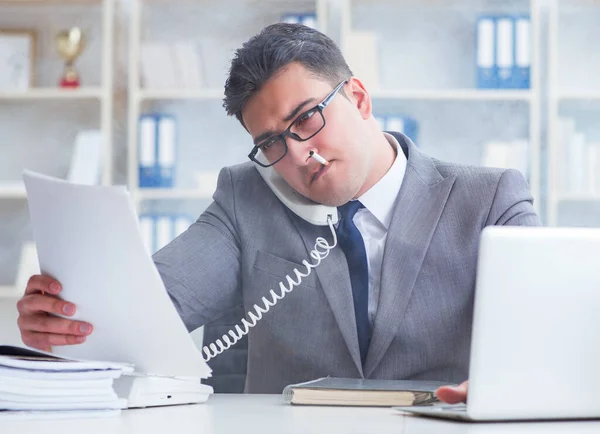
[283,377,450,407]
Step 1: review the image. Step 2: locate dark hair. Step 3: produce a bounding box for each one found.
[223,23,353,126]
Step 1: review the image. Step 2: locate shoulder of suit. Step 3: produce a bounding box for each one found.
[220,161,261,182]
[429,157,511,182]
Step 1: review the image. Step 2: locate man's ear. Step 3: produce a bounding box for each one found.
[346,77,372,120]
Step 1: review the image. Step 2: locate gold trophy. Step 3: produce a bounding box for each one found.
[56,27,85,88]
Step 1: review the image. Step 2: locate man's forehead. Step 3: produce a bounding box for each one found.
[242,66,328,130]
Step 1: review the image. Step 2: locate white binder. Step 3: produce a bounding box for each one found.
[476,17,496,88]
[138,116,157,187]
[496,17,514,88]
[157,116,176,187]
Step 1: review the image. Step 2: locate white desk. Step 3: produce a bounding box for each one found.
[2,395,600,434]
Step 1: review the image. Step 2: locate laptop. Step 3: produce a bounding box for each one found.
[397,226,600,421]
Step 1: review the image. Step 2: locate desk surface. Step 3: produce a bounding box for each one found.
[2,394,600,434]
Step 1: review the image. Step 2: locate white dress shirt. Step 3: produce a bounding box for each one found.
[352,133,407,326]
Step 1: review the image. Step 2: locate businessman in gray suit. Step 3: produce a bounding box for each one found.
[16,23,540,403]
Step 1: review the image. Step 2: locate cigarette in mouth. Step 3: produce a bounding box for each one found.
[309,151,329,166]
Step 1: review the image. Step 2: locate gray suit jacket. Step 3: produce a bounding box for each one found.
[154,132,541,394]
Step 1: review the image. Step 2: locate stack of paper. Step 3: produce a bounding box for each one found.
[0,345,131,415]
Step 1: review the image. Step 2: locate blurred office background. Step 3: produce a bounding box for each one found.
[0,0,598,350]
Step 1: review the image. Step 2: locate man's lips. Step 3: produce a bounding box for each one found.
[311,161,332,183]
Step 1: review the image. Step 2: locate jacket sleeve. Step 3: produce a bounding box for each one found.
[152,166,243,332]
[485,169,542,227]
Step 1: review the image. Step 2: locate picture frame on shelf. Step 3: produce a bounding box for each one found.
[0,29,37,91]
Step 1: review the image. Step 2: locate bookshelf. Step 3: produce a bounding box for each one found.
[126,0,328,213]
[369,89,533,101]
[339,0,542,214]
[0,0,115,296]
[0,88,104,100]
[547,0,600,226]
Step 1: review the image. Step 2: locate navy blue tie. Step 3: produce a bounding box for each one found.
[336,201,371,366]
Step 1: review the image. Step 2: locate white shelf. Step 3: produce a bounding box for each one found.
[0,88,105,101]
[554,194,600,202]
[137,89,224,101]
[0,0,101,4]
[135,188,213,200]
[558,92,600,101]
[0,184,27,199]
[369,89,532,101]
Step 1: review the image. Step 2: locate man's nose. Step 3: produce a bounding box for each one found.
[285,137,317,166]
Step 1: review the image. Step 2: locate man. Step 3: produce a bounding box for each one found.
[16,24,540,403]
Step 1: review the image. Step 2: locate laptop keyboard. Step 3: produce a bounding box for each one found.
[433,404,468,412]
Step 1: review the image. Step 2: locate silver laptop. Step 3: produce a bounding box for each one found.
[397,226,600,421]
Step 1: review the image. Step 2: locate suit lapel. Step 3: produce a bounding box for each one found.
[288,214,364,376]
[364,135,456,377]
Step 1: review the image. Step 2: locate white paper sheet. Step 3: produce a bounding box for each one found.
[22,171,211,380]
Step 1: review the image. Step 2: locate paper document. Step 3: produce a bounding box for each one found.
[0,345,128,412]
[22,170,211,379]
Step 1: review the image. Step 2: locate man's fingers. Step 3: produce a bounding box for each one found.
[436,380,468,404]
[17,293,76,317]
[21,331,87,349]
[25,275,61,296]
[18,313,93,336]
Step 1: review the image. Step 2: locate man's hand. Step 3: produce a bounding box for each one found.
[16,275,94,352]
[436,380,468,404]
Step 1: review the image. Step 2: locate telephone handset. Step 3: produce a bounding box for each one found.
[200,151,339,362]
[254,152,338,226]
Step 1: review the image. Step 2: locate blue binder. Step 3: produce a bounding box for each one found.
[156,114,177,188]
[496,16,514,89]
[513,15,531,89]
[138,115,158,188]
[476,16,497,89]
[281,13,317,29]
[383,115,419,147]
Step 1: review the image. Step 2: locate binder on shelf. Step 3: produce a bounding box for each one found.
[155,215,173,252]
[496,16,514,89]
[139,214,194,255]
[174,215,193,237]
[173,41,204,89]
[343,31,379,90]
[513,16,531,89]
[138,115,158,188]
[301,14,317,29]
[281,14,301,24]
[476,16,497,89]
[139,215,154,254]
[558,117,576,194]
[587,143,600,195]
[570,132,587,195]
[157,115,177,188]
[140,43,177,89]
[281,13,317,29]
[382,115,419,146]
[68,130,103,186]
[481,140,529,180]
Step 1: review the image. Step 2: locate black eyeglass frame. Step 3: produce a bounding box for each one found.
[248,79,349,168]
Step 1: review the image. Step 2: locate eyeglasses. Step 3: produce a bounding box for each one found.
[248,79,349,168]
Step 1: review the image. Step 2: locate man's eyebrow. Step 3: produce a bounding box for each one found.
[252,97,317,145]
[283,97,316,122]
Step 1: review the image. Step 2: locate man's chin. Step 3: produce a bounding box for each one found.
[308,190,356,208]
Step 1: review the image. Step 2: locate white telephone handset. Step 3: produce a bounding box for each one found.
[253,155,338,226]
[200,152,339,362]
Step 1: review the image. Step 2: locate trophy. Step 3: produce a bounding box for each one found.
[56,27,85,88]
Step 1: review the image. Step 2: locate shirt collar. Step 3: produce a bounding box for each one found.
[356,132,407,229]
